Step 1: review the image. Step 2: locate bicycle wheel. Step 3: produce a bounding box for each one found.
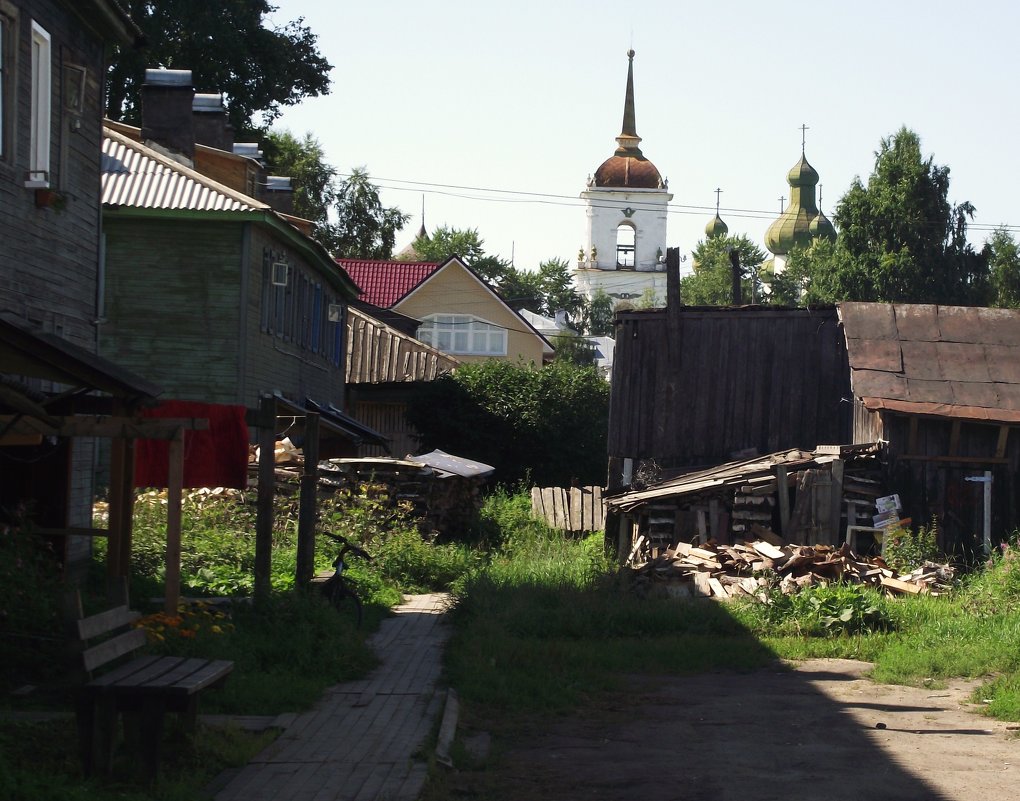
[322,578,363,628]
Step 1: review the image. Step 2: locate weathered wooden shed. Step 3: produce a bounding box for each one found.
[841,303,1020,556]
[608,304,851,490]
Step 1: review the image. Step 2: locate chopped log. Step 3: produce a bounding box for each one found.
[752,541,786,560]
[880,576,925,595]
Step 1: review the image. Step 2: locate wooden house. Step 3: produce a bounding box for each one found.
[345,304,460,458]
[100,123,358,411]
[0,1,157,574]
[338,257,553,365]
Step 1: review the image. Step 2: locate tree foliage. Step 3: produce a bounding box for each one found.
[681,235,766,305]
[107,1,332,136]
[263,134,408,259]
[406,360,609,487]
[412,226,510,284]
[985,226,1020,308]
[263,130,334,222]
[799,128,988,305]
[324,168,410,259]
[579,289,615,336]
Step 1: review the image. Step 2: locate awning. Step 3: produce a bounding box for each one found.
[271,393,389,450]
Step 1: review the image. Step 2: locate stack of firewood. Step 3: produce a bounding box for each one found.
[626,536,955,600]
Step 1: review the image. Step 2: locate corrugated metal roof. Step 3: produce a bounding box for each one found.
[345,306,459,384]
[102,127,267,213]
[337,259,441,307]
[840,302,1020,422]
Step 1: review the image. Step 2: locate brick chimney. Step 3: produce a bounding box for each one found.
[192,93,234,152]
[263,176,295,216]
[140,69,195,159]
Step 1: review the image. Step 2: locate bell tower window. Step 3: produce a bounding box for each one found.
[616,223,635,269]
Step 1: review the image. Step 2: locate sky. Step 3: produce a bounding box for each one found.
[268,0,1020,271]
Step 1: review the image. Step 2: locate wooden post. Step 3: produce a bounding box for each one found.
[296,412,320,588]
[107,438,126,580]
[708,498,720,542]
[776,465,791,537]
[164,428,184,615]
[254,395,276,601]
[107,438,135,605]
[829,459,844,545]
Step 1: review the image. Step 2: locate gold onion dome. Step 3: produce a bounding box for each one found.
[705,213,728,239]
[592,50,665,190]
[809,209,836,242]
[765,153,822,255]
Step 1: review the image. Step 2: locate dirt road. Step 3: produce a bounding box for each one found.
[451,659,1018,801]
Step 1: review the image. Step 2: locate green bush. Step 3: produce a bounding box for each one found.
[963,531,1020,617]
[374,528,481,592]
[736,576,892,637]
[883,518,941,574]
[407,359,610,487]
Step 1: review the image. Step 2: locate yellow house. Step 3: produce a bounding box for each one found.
[337,256,553,365]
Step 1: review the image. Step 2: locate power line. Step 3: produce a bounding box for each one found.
[341,173,1020,235]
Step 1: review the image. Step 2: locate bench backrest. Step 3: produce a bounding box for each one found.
[76,604,147,676]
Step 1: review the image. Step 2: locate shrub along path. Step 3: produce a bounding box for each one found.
[213,593,452,801]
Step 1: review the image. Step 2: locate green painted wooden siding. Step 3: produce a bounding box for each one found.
[244,225,345,408]
[102,218,244,403]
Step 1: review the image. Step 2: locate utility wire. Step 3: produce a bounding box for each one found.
[342,173,1020,234]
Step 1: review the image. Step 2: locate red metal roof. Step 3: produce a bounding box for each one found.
[336,259,441,308]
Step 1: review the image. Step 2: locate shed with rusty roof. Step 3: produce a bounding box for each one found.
[841,302,1020,555]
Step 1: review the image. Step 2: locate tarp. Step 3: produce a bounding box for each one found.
[134,400,249,489]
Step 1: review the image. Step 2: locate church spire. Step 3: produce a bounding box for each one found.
[615,50,643,157]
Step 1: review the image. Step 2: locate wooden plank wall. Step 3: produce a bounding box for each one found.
[530,486,606,533]
[880,413,1019,555]
[609,307,852,477]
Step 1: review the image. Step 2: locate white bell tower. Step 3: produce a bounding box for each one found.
[574,50,672,307]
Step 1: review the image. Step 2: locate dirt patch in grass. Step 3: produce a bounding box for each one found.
[440,659,1019,801]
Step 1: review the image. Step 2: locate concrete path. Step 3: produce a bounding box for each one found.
[214,593,452,801]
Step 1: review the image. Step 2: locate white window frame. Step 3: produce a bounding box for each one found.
[616,222,636,268]
[27,20,51,187]
[417,314,507,356]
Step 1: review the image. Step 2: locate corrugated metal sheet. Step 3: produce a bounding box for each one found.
[345,306,459,384]
[840,303,1020,422]
[101,127,265,213]
[337,259,440,307]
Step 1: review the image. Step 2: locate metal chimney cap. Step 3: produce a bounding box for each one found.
[192,93,225,112]
[232,143,263,158]
[144,68,193,86]
[265,176,292,191]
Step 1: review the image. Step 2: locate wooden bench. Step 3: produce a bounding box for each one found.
[73,600,233,779]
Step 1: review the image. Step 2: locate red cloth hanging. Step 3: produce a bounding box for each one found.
[134,400,250,489]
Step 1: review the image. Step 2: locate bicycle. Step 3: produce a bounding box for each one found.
[319,532,373,627]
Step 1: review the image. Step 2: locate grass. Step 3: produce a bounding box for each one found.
[0,484,448,798]
[420,518,1020,800]
[7,487,1020,797]
[0,717,275,801]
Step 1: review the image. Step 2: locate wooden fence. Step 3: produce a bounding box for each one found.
[530,486,606,533]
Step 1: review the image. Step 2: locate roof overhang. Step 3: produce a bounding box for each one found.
[0,313,161,404]
[859,397,1020,425]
